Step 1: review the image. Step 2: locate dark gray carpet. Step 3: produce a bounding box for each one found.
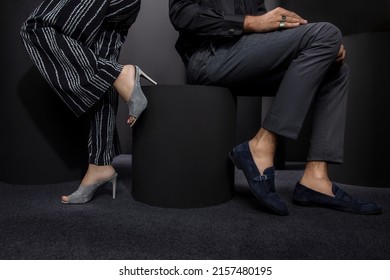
[1,155,389,260]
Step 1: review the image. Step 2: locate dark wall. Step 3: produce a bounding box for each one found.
[282,0,390,35]
[328,31,390,187]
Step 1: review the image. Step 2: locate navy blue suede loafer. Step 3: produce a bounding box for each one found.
[293,182,382,215]
[230,142,289,216]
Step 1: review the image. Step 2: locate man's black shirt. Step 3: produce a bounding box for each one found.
[169,0,267,64]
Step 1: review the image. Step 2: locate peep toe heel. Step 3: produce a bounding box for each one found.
[62,173,118,204]
[128,66,157,127]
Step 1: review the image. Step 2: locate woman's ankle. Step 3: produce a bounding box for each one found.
[81,164,116,186]
[113,64,135,102]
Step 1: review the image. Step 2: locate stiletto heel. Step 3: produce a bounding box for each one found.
[62,173,118,204]
[112,176,117,199]
[139,68,157,85]
[127,65,157,127]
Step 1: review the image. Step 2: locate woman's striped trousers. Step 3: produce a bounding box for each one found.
[20,0,141,165]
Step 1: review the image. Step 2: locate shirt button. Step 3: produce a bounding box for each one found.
[229,28,235,34]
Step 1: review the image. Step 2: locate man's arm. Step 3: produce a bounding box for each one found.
[169,0,245,36]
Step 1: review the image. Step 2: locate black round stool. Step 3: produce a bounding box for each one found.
[132,85,236,208]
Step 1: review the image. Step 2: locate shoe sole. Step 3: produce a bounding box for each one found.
[292,199,382,215]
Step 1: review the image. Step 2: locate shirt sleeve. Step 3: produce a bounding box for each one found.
[169,0,245,37]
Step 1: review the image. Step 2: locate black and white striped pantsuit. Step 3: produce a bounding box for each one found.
[20,0,141,165]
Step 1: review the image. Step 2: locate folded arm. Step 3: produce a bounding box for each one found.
[169,0,245,36]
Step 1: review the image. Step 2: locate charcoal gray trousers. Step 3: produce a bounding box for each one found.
[187,22,349,163]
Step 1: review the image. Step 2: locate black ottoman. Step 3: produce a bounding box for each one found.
[132,85,236,208]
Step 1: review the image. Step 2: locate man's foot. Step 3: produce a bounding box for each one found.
[299,161,334,196]
[299,176,334,197]
[230,141,289,216]
[292,182,382,214]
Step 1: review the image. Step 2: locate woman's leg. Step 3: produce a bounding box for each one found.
[73,63,137,192]
[19,0,141,202]
[20,0,141,117]
[84,0,140,167]
[63,1,141,202]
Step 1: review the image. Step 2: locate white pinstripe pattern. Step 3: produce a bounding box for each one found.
[20,0,141,165]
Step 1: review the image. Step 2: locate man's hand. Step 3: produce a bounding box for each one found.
[336,44,346,64]
[244,7,307,33]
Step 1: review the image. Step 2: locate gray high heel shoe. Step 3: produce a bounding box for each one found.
[61,173,118,204]
[128,65,157,127]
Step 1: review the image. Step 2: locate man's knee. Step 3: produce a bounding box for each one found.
[309,22,343,60]
[318,22,343,48]
[321,22,342,39]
